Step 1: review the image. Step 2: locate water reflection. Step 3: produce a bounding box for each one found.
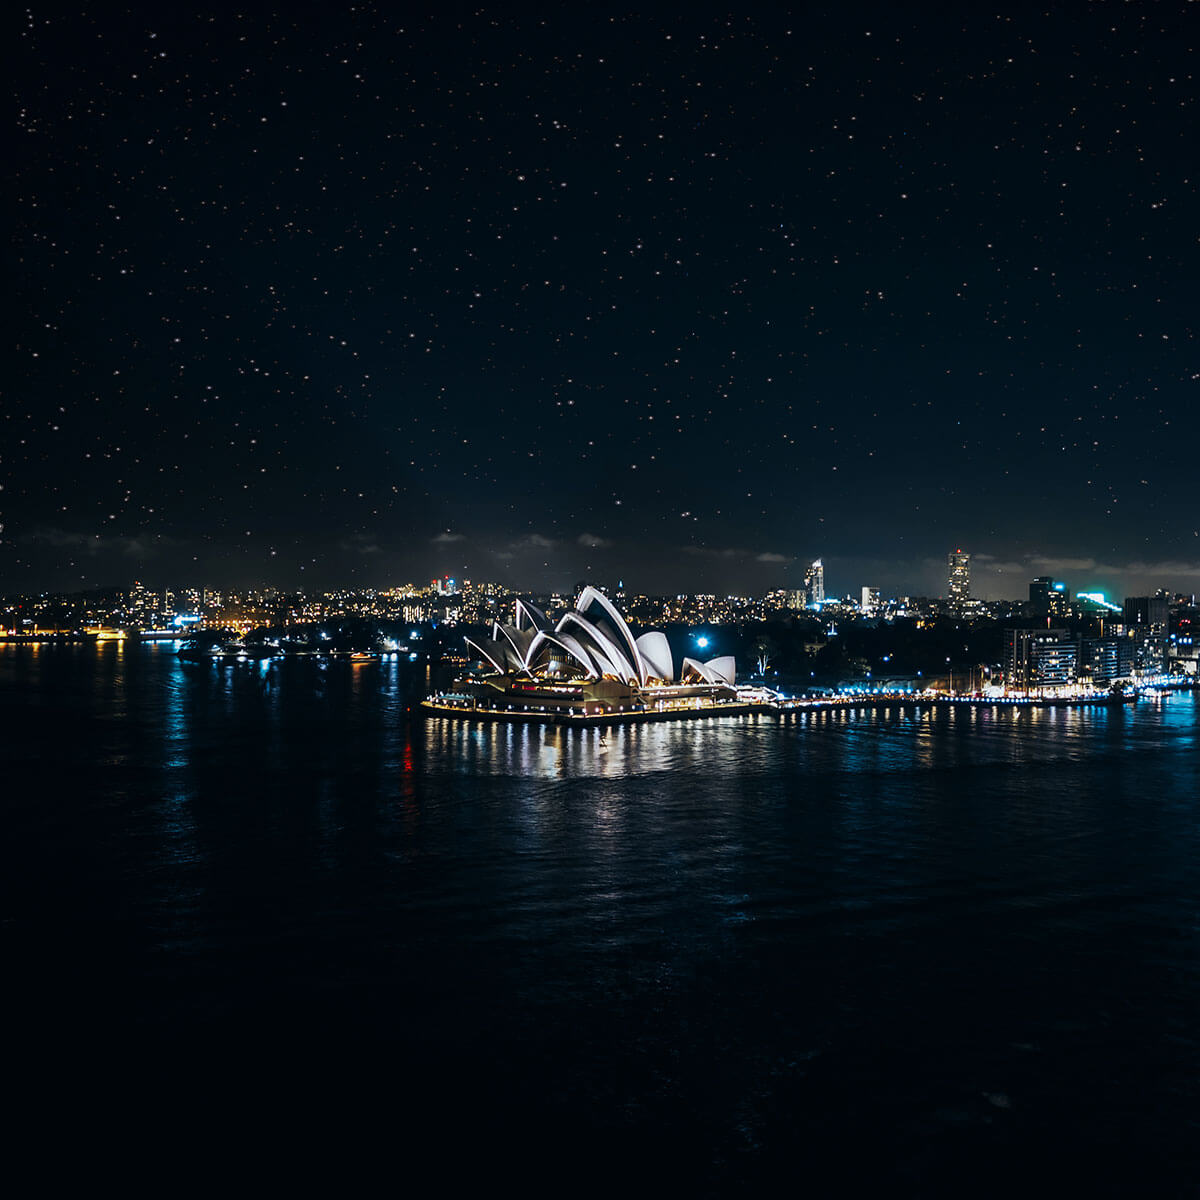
[422,713,800,783]
[3,644,1199,1191]
[6,644,1198,950]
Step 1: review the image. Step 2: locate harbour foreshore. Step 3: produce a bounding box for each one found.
[421,683,1193,726]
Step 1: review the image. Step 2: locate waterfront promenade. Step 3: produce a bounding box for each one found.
[422,681,1194,726]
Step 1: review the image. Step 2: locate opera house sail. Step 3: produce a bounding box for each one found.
[424,586,762,723]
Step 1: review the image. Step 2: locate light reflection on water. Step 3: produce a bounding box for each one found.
[2,643,1199,1188]
[424,714,793,780]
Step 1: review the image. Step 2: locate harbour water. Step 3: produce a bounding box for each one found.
[3,642,1198,1192]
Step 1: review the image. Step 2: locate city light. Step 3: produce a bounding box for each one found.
[1076,592,1122,613]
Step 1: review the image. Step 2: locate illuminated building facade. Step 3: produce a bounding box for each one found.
[430,587,759,721]
[947,549,970,611]
[1030,576,1071,619]
[1128,628,1168,676]
[1078,637,1135,686]
[1006,629,1136,691]
[1006,628,1077,690]
[805,559,825,608]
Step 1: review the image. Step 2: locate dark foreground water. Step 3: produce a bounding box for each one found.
[3,643,1198,1193]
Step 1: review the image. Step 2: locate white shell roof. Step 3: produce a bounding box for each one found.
[465,589,735,687]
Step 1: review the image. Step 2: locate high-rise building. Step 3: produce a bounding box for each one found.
[1005,628,1078,690]
[860,586,880,617]
[1123,595,1169,628]
[805,559,825,608]
[1005,629,1134,690]
[1129,629,1167,676]
[947,549,970,610]
[127,580,153,626]
[1030,577,1051,615]
[1030,577,1071,619]
[1078,637,1135,686]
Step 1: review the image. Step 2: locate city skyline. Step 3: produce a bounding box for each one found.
[10,7,1199,597]
[7,565,1194,689]
[4,551,1194,613]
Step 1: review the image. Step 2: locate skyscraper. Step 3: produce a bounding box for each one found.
[1030,576,1071,619]
[1029,576,1051,616]
[947,549,970,610]
[805,559,825,608]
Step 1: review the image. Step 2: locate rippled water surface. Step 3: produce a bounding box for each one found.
[4,643,1199,1192]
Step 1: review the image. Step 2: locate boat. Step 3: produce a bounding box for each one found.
[177,640,277,662]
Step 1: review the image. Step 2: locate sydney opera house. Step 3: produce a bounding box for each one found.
[424,586,768,723]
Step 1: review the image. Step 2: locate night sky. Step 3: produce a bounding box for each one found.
[9,4,1198,598]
